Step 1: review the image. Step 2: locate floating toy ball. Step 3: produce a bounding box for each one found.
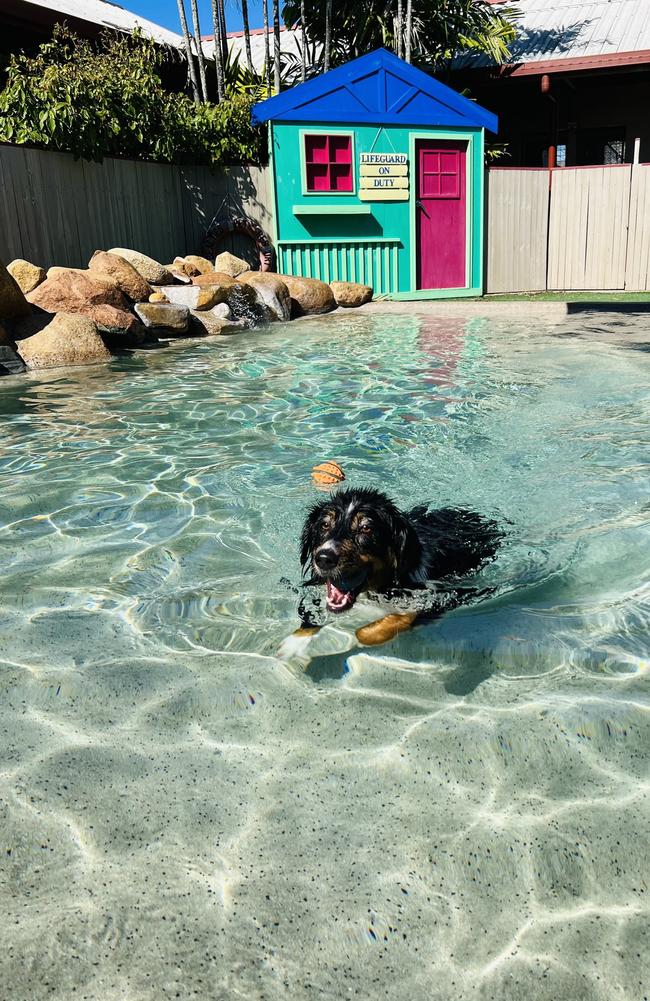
[311,460,345,486]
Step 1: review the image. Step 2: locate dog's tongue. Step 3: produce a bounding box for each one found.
[326,580,357,613]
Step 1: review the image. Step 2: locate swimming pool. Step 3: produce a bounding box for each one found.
[1,309,648,999]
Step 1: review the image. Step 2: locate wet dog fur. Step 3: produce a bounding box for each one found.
[295,487,501,647]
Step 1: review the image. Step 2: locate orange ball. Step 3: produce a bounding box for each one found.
[311,460,345,486]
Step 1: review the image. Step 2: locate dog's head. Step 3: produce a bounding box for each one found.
[300,488,421,613]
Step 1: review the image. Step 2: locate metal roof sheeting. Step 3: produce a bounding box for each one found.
[465,0,650,67]
[20,0,185,47]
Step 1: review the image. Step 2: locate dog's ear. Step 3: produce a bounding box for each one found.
[389,512,421,580]
[300,504,322,570]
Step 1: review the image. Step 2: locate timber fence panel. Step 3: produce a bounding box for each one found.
[625,164,650,291]
[0,143,272,270]
[485,168,549,293]
[548,165,631,290]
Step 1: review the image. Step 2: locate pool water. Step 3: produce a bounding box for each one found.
[1,310,648,1000]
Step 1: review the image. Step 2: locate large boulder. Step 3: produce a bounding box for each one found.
[189,309,245,337]
[28,269,130,314]
[214,252,251,278]
[329,281,373,308]
[237,272,291,322]
[134,302,189,334]
[157,284,224,311]
[7,259,46,295]
[174,255,214,277]
[86,305,146,343]
[17,313,111,371]
[191,271,236,289]
[0,261,31,320]
[88,251,152,302]
[279,275,336,316]
[107,248,174,286]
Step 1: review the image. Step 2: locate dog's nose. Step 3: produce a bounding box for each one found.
[315,545,339,570]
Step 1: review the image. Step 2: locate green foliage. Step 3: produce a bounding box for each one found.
[282,0,519,72]
[0,25,265,165]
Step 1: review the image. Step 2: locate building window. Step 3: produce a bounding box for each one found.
[304,134,353,192]
[576,127,626,166]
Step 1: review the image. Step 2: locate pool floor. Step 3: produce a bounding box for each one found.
[0,309,648,1000]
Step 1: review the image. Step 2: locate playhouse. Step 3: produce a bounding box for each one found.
[252,49,497,300]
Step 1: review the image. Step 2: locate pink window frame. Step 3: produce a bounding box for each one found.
[303,133,354,194]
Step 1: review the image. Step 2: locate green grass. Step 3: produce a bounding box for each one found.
[482,290,650,303]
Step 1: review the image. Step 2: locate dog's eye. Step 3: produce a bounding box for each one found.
[358,524,373,535]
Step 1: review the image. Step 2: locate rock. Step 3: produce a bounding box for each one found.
[329,281,373,307]
[211,302,232,320]
[28,269,130,314]
[0,260,31,320]
[191,271,236,289]
[88,251,152,302]
[149,292,169,303]
[107,248,174,286]
[237,272,291,321]
[134,302,189,334]
[0,344,26,375]
[86,304,144,337]
[279,275,336,316]
[170,270,192,284]
[175,255,214,276]
[157,284,223,311]
[214,252,251,278]
[189,309,245,337]
[17,313,111,371]
[7,259,46,295]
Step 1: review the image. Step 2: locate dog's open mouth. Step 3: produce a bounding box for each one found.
[325,570,368,613]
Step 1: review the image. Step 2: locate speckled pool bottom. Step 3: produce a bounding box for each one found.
[1,311,649,1000]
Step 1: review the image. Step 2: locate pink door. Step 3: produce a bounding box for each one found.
[416,140,467,290]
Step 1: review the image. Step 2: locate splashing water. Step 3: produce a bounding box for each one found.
[0,310,648,1000]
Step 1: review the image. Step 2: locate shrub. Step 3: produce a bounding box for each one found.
[0,25,265,165]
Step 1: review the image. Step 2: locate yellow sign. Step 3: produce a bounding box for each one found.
[358,153,410,200]
[359,188,409,201]
[360,164,409,177]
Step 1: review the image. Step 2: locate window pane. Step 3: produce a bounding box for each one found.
[329,163,353,192]
[305,135,329,164]
[306,163,330,191]
[329,136,352,164]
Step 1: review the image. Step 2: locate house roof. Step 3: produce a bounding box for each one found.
[468,0,650,74]
[203,25,314,70]
[17,0,185,48]
[251,48,498,131]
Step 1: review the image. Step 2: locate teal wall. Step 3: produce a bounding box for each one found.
[270,120,485,298]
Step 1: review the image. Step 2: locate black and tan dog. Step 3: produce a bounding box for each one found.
[285,487,501,655]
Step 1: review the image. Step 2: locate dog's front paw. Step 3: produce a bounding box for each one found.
[277,627,321,668]
[356,613,417,647]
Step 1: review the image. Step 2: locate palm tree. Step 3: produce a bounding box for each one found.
[241,0,254,74]
[324,0,332,72]
[300,0,307,81]
[176,0,200,104]
[396,0,404,58]
[210,0,225,100]
[405,0,413,63]
[273,0,281,93]
[189,0,208,101]
[263,0,272,93]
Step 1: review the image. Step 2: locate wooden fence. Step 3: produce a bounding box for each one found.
[486,164,650,293]
[0,143,273,270]
[2,145,650,295]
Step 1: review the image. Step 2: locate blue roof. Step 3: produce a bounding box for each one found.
[252,48,497,132]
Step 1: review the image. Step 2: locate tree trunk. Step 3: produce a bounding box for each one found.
[324,0,332,72]
[273,0,281,93]
[176,0,200,104]
[189,0,208,101]
[405,0,413,63]
[300,0,307,82]
[263,0,272,93]
[210,0,225,101]
[241,0,254,74]
[396,0,404,58]
[218,0,228,67]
